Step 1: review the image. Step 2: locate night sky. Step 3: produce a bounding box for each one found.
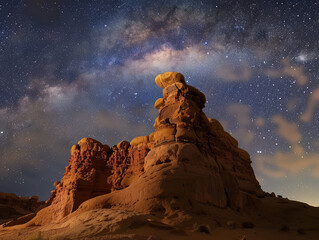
[0,0,319,206]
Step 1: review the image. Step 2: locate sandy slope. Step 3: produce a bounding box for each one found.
[1,196,318,240]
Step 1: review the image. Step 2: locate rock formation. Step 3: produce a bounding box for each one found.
[107,140,149,191]
[30,138,112,224]
[0,192,44,224]
[17,72,264,227]
[1,72,319,240]
[28,137,149,224]
[150,72,264,210]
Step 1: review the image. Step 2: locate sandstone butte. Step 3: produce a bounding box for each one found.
[0,72,319,240]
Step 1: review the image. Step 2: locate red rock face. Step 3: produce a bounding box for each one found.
[207,118,264,198]
[107,146,130,191]
[38,138,149,224]
[148,72,263,210]
[108,143,149,191]
[39,138,113,223]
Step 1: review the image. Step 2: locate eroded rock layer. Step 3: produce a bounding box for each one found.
[0,192,44,224]
[33,138,112,224]
[107,141,149,191]
[148,71,264,209]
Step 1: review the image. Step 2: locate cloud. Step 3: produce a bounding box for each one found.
[95,110,148,136]
[300,88,319,123]
[271,115,301,143]
[265,58,308,86]
[271,115,303,156]
[73,43,221,86]
[254,117,265,127]
[0,77,151,199]
[227,104,251,126]
[0,83,79,170]
[117,44,216,79]
[225,104,255,146]
[216,61,252,81]
[109,44,257,84]
[255,152,319,178]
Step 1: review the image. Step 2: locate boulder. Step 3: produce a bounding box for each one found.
[117,140,130,150]
[154,98,164,109]
[155,72,186,88]
[130,136,149,146]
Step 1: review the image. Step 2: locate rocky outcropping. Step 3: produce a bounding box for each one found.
[31,138,112,224]
[29,138,149,224]
[0,192,44,224]
[17,72,264,227]
[150,72,264,209]
[2,72,319,240]
[108,140,149,191]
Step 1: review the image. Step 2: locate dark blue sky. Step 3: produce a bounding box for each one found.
[0,0,319,206]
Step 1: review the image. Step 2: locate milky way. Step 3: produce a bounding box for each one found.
[0,0,319,206]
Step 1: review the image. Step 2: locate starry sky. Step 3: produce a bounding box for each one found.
[0,0,319,206]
